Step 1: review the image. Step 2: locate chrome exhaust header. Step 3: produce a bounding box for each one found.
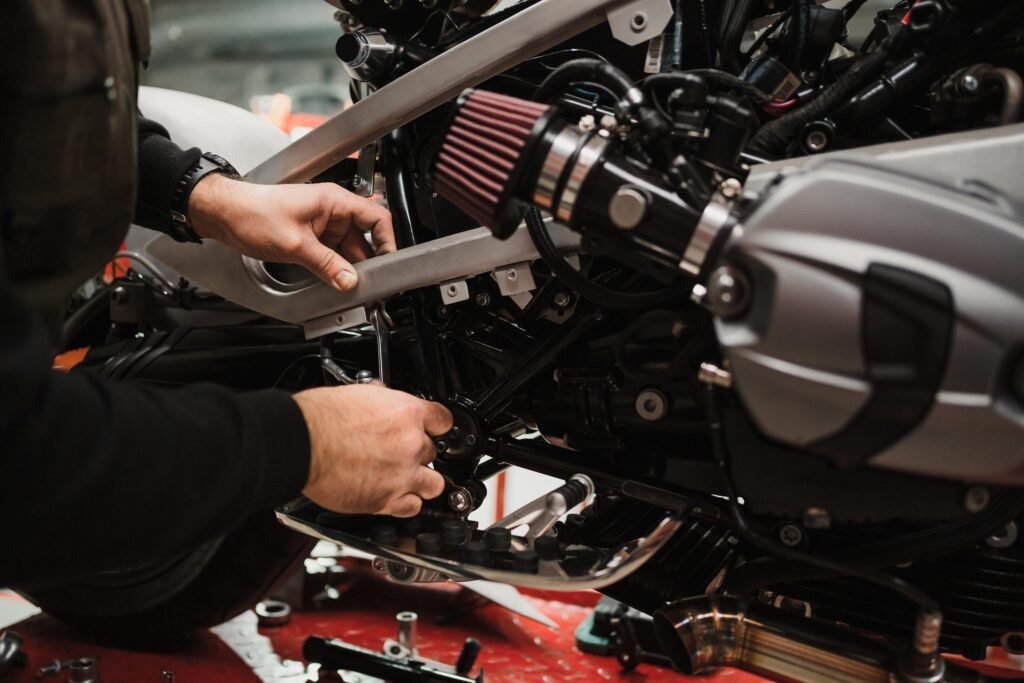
[653,597,988,683]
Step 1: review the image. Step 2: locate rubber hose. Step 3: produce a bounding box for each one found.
[720,0,756,74]
[525,208,684,311]
[746,43,890,158]
[534,59,636,105]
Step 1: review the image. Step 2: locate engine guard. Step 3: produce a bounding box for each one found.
[275,497,683,591]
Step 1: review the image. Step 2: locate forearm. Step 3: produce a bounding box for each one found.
[0,275,310,589]
[134,115,203,233]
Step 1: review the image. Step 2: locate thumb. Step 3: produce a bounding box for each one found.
[300,239,358,291]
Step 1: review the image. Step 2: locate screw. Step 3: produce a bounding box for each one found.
[448,489,471,513]
[578,114,597,131]
[506,270,518,281]
[553,292,570,307]
[964,486,990,513]
[778,524,804,547]
[805,129,829,153]
[707,266,751,318]
[465,434,478,447]
[961,74,980,94]
[474,292,491,307]
[352,175,366,189]
[435,440,449,454]
[719,178,743,199]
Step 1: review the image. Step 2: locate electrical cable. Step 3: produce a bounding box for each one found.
[525,208,685,311]
[112,250,176,292]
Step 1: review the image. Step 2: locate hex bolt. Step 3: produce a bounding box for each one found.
[778,523,804,547]
[435,440,449,454]
[707,266,751,318]
[964,486,990,513]
[553,292,571,308]
[805,129,830,152]
[474,292,491,307]
[448,488,471,513]
[719,178,743,199]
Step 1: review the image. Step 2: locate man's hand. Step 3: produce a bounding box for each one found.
[187,175,396,292]
[294,385,453,518]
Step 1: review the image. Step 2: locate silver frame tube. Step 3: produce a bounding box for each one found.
[247,0,630,185]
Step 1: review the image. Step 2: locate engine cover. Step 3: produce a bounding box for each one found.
[716,157,1024,484]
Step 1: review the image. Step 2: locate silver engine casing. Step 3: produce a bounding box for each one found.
[718,138,1024,485]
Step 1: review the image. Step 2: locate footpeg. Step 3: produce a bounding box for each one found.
[277,474,682,591]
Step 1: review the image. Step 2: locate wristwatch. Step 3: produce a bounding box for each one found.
[167,152,241,243]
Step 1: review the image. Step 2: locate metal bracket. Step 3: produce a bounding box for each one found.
[492,474,594,543]
[439,279,470,305]
[304,306,369,339]
[494,262,536,297]
[606,0,673,47]
[353,142,377,197]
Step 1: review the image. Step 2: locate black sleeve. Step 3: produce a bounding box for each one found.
[0,263,312,590]
[134,115,203,233]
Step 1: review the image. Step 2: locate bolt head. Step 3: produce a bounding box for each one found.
[553,292,571,308]
[448,489,471,512]
[464,434,478,447]
[965,485,990,513]
[707,266,751,318]
[720,178,743,199]
[474,292,491,307]
[961,74,980,94]
[435,440,449,454]
[778,524,804,547]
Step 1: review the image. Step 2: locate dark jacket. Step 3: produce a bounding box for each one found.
[0,0,310,588]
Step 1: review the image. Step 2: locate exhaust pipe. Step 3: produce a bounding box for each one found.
[653,596,988,683]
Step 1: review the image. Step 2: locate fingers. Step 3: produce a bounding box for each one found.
[320,185,397,256]
[339,227,376,263]
[421,401,454,436]
[411,466,446,500]
[299,238,358,291]
[420,434,439,465]
[384,493,424,518]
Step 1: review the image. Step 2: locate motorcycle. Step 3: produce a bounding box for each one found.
[32,0,1024,680]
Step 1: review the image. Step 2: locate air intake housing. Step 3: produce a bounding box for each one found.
[432,89,556,238]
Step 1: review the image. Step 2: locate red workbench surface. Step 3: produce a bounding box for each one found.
[1,569,765,683]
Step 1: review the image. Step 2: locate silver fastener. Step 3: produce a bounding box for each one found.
[964,485,990,513]
[719,178,743,199]
[635,389,669,421]
[608,187,649,230]
[778,524,804,547]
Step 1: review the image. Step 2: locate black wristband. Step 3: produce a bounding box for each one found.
[167,153,241,244]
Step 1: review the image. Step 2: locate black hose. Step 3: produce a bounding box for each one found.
[746,40,892,158]
[525,208,684,311]
[719,0,756,74]
[706,386,940,613]
[643,70,770,107]
[534,58,636,108]
[727,492,1024,597]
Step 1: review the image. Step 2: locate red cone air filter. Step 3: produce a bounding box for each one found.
[433,89,552,237]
